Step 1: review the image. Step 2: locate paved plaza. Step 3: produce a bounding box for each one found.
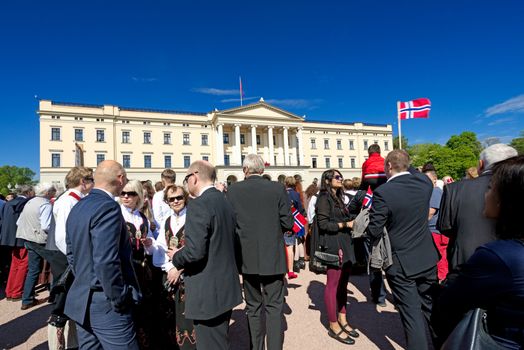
[0,267,406,350]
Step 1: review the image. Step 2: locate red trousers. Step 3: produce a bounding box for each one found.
[5,246,28,298]
[432,232,449,281]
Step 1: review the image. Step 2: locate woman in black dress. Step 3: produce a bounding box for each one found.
[152,184,196,349]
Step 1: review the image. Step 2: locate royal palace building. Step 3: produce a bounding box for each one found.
[39,99,393,188]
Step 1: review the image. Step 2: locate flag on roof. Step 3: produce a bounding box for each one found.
[399,98,431,120]
[362,186,373,209]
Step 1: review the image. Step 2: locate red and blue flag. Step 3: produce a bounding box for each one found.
[399,98,431,120]
[362,186,373,209]
[292,205,307,237]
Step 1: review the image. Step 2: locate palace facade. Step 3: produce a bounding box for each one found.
[39,99,393,188]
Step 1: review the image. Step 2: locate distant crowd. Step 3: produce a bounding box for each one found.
[0,142,523,350]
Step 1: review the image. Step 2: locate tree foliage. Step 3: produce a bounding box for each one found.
[408,131,480,180]
[393,136,409,150]
[509,131,524,155]
[0,166,36,196]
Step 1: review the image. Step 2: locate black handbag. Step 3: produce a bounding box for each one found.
[441,308,512,350]
[313,250,340,267]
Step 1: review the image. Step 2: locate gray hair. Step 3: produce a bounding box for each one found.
[17,184,34,196]
[480,144,518,170]
[243,154,265,175]
[34,182,56,196]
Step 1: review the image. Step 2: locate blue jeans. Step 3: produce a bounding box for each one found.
[22,241,45,305]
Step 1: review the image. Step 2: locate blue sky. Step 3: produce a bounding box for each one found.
[1,0,523,176]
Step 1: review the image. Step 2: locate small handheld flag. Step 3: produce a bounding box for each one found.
[362,186,373,209]
[292,205,307,237]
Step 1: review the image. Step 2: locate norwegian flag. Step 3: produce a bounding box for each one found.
[362,186,373,209]
[399,98,431,120]
[292,205,307,237]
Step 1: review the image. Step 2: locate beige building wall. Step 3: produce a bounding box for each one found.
[39,99,393,187]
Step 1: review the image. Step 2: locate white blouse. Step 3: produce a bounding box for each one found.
[152,207,186,272]
[120,204,155,255]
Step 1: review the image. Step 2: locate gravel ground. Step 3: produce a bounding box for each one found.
[0,266,406,350]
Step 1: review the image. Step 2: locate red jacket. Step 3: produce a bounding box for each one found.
[361,153,385,179]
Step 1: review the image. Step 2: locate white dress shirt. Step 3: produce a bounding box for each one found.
[53,189,84,254]
[152,190,173,228]
[387,171,411,183]
[152,208,186,272]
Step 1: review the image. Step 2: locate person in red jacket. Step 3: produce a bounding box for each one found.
[360,144,387,190]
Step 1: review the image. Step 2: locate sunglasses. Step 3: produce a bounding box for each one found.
[167,195,185,203]
[84,177,94,182]
[183,171,199,184]
[120,191,138,197]
[334,175,343,180]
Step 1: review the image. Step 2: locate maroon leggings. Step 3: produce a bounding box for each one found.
[324,262,351,323]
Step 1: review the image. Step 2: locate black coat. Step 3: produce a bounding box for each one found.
[437,172,496,272]
[172,187,242,320]
[368,172,439,277]
[0,196,29,247]
[227,176,293,275]
[315,192,355,265]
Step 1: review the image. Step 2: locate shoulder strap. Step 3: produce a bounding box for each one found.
[68,191,81,201]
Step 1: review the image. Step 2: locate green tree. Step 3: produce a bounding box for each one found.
[0,166,36,196]
[510,131,524,155]
[446,131,482,159]
[393,136,409,150]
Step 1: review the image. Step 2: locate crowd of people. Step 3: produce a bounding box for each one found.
[0,143,523,350]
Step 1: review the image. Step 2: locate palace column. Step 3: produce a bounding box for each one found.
[216,123,224,165]
[297,127,304,166]
[251,125,257,154]
[268,126,274,166]
[234,123,242,165]
[283,126,289,166]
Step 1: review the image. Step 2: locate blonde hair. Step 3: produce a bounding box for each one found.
[65,166,93,189]
[121,179,144,210]
[284,176,296,188]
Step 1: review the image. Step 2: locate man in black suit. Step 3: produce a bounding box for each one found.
[367,150,439,350]
[437,143,517,279]
[65,160,140,350]
[169,160,242,350]
[227,154,293,350]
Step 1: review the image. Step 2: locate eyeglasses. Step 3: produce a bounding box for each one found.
[84,177,94,182]
[167,195,185,203]
[120,191,138,197]
[334,175,343,181]
[183,171,199,184]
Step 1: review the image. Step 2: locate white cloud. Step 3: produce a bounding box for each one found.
[487,117,515,126]
[131,77,157,82]
[485,94,524,117]
[221,97,258,103]
[265,98,322,109]
[192,88,238,96]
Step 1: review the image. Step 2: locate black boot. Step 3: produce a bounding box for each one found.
[298,257,306,270]
[293,261,301,273]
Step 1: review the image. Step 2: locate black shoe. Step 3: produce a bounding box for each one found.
[21,299,43,310]
[328,328,355,345]
[338,320,360,338]
[298,258,306,270]
[293,262,301,273]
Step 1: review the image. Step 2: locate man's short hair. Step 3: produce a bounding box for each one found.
[243,154,265,174]
[190,161,216,182]
[154,181,164,192]
[385,149,410,172]
[277,174,286,184]
[479,144,518,170]
[161,169,176,183]
[368,144,381,155]
[65,166,94,189]
[17,184,33,196]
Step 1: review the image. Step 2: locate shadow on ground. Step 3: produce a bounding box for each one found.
[307,276,406,349]
[0,303,52,349]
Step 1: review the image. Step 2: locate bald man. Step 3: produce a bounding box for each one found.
[170,160,242,350]
[65,160,141,350]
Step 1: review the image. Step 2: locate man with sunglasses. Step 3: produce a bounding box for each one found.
[65,160,141,350]
[170,160,242,350]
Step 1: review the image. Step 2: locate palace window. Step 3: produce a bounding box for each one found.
[201,134,208,146]
[143,132,151,144]
[96,130,105,142]
[256,135,261,145]
[96,154,105,165]
[122,155,131,168]
[384,141,389,151]
[311,138,316,149]
[184,156,191,168]
[144,155,152,168]
[74,129,83,142]
[164,133,171,145]
[337,139,342,150]
[364,140,368,150]
[351,158,356,168]
[122,131,131,144]
[51,153,60,168]
[338,158,343,168]
[349,140,354,150]
[51,128,61,141]
[240,134,245,145]
[223,133,229,144]
[224,155,230,166]
[183,133,190,145]
[324,139,330,150]
[164,155,172,168]
[325,157,331,168]
[312,157,317,169]
[202,155,209,162]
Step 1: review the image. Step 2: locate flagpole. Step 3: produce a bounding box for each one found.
[397,101,402,150]
[239,76,243,106]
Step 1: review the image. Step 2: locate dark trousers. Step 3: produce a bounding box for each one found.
[76,291,139,350]
[386,264,437,350]
[193,310,232,350]
[243,274,285,350]
[363,237,386,304]
[46,251,70,318]
[22,241,46,305]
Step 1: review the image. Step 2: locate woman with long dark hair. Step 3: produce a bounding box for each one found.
[433,155,524,348]
[316,169,359,345]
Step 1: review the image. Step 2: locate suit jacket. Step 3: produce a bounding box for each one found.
[0,196,29,247]
[368,172,438,277]
[172,187,242,320]
[64,189,140,325]
[436,172,496,271]
[227,175,293,275]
